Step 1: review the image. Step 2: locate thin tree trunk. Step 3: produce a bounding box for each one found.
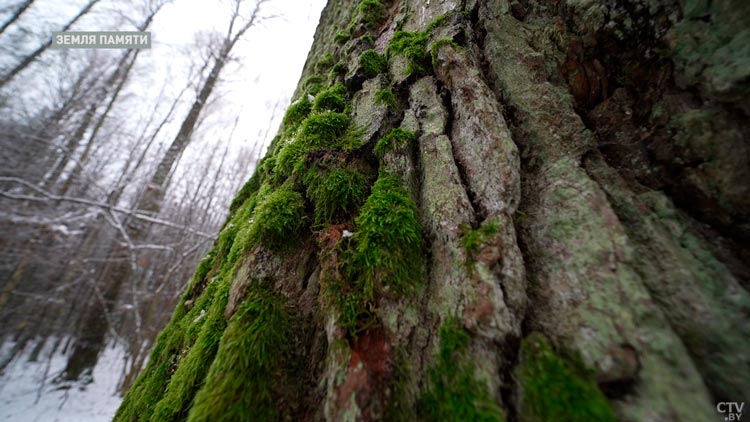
[60,1,266,383]
[136,44,231,218]
[0,0,34,36]
[53,7,160,194]
[0,0,101,89]
[55,49,140,195]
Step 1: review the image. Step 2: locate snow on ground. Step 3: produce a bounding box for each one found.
[0,339,125,421]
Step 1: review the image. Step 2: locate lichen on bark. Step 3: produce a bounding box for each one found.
[116,0,750,420]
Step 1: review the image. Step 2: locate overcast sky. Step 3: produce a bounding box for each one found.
[0,0,327,172]
[151,0,327,156]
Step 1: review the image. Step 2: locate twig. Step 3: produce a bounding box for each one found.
[0,177,214,238]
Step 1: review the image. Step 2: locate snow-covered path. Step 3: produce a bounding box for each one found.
[0,339,124,421]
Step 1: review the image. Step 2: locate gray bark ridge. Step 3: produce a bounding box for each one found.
[115,0,750,420]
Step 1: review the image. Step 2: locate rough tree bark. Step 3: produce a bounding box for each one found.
[116,0,749,421]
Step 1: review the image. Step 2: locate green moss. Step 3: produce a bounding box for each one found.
[149,281,229,422]
[228,170,261,216]
[374,128,415,158]
[315,53,335,73]
[332,61,347,75]
[141,185,281,421]
[516,333,617,422]
[313,83,348,113]
[247,185,306,251]
[258,155,278,182]
[115,311,185,422]
[266,134,283,155]
[670,0,750,103]
[117,256,234,422]
[303,166,369,225]
[222,184,271,266]
[322,175,422,333]
[187,283,292,422]
[115,173,274,420]
[420,318,505,421]
[361,34,376,46]
[322,267,373,334]
[334,31,351,44]
[374,88,398,109]
[114,351,170,421]
[350,175,422,297]
[303,74,325,96]
[275,111,353,179]
[356,0,386,29]
[281,97,313,134]
[192,249,216,287]
[460,223,499,263]
[387,30,430,77]
[386,13,460,78]
[275,139,309,179]
[359,49,387,77]
[300,111,351,146]
[179,282,220,346]
[222,187,269,273]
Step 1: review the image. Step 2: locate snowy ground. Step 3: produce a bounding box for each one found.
[0,339,124,421]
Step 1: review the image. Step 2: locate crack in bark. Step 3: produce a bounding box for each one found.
[437,81,482,225]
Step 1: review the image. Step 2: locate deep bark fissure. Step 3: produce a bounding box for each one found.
[467,11,533,422]
[439,84,482,226]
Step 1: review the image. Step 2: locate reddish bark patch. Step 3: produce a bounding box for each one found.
[375,0,400,53]
[317,224,353,288]
[317,223,352,251]
[463,282,495,329]
[476,232,504,265]
[335,327,394,421]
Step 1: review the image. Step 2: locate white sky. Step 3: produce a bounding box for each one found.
[151,0,327,158]
[0,0,327,196]
[146,0,328,222]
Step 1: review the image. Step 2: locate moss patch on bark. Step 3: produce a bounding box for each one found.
[420,318,505,421]
[187,284,293,422]
[516,333,616,422]
[374,128,416,158]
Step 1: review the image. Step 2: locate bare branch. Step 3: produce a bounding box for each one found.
[0,177,214,238]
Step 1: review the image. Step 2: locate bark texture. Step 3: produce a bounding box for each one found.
[116,0,749,421]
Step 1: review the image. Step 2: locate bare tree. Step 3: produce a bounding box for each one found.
[59,0,271,382]
[0,0,35,36]
[0,0,101,89]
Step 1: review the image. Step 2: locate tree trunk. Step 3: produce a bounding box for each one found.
[55,49,140,196]
[136,41,230,218]
[0,0,34,36]
[53,8,159,194]
[0,0,101,89]
[61,6,252,382]
[116,0,750,421]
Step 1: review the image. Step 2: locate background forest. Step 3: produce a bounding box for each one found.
[0,0,324,419]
